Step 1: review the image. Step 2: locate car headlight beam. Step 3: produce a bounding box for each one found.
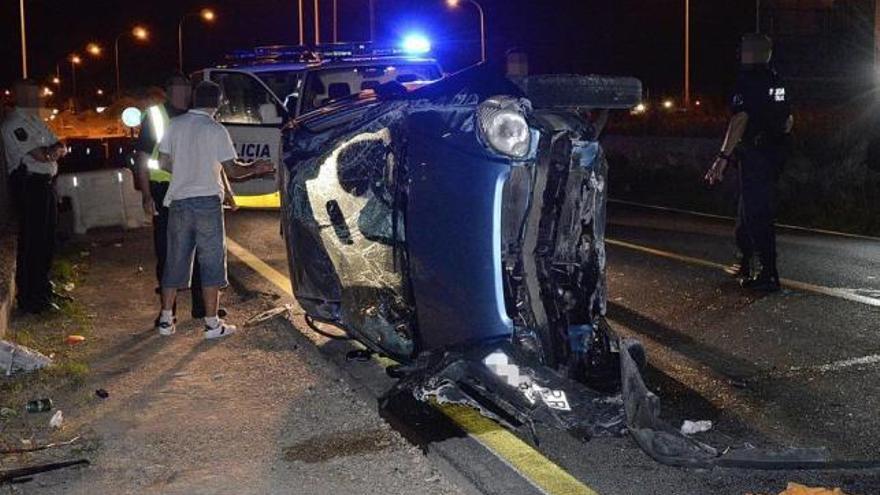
[477,97,531,159]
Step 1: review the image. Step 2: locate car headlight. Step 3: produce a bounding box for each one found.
[477,97,531,159]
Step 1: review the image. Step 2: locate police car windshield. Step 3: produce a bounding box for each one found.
[301,62,441,113]
[255,71,301,107]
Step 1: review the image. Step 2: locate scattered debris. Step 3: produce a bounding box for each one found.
[748,483,851,495]
[113,243,123,248]
[65,335,86,346]
[0,436,81,455]
[49,410,64,429]
[244,304,293,327]
[95,389,109,399]
[136,265,144,274]
[1,340,52,376]
[26,399,54,414]
[681,420,713,435]
[63,282,75,292]
[0,408,16,419]
[0,459,89,484]
[79,250,90,257]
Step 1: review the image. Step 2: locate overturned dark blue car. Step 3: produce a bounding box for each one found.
[277,65,834,468]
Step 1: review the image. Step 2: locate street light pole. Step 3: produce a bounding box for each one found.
[20,0,28,78]
[298,0,305,45]
[756,0,761,33]
[314,0,321,45]
[369,0,375,42]
[333,0,338,43]
[115,34,122,98]
[70,59,78,113]
[447,0,486,64]
[684,0,690,108]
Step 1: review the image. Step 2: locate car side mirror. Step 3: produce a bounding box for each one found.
[259,103,283,125]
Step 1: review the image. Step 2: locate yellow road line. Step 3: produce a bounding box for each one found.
[226,237,598,495]
[226,238,292,296]
[607,238,880,308]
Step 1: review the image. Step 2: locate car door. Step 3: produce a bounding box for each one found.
[209,70,286,208]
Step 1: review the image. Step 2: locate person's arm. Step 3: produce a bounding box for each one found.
[221,158,275,182]
[705,112,748,185]
[135,151,156,216]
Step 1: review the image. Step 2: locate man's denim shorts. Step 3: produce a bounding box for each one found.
[162,196,228,289]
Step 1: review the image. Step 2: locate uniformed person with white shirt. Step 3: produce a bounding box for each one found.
[705,34,793,292]
[1,80,68,313]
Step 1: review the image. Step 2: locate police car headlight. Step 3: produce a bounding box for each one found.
[477,97,531,159]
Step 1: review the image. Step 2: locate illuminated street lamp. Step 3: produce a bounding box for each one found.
[96,88,104,96]
[86,42,102,57]
[115,25,150,98]
[446,0,486,64]
[179,8,216,72]
[52,76,60,85]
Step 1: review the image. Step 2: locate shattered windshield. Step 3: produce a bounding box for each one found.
[301,63,442,113]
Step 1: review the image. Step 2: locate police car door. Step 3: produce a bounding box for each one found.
[210,70,286,208]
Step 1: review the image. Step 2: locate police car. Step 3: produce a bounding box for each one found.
[192,42,444,208]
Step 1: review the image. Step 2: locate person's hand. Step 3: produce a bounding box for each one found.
[251,159,276,177]
[224,192,239,211]
[705,157,729,186]
[142,195,158,217]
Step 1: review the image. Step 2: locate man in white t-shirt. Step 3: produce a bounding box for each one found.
[156,81,273,339]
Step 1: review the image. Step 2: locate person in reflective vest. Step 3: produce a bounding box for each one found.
[135,75,206,318]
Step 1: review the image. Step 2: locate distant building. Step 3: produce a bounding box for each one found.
[761,0,877,100]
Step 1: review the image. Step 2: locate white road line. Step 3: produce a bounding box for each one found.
[606,238,880,308]
[608,198,880,242]
[789,354,880,374]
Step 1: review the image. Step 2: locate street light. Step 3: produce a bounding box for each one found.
[178,8,215,72]
[116,25,150,98]
[86,42,102,57]
[684,0,690,108]
[314,0,320,45]
[446,0,486,64]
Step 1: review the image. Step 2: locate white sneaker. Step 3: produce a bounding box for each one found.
[156,319,176,336]
[205,321,236,340]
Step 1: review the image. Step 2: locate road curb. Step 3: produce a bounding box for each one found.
[0,230,15,340]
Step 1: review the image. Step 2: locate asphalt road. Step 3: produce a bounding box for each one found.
[225,206,880,495]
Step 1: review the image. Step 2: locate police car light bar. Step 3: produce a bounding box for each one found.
[225,41,433,66]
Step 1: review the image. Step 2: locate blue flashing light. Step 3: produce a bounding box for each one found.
[402,34,431,55]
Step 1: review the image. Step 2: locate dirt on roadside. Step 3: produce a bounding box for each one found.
[0,228,466,495]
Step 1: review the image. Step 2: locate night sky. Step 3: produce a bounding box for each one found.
[0,0,757,100]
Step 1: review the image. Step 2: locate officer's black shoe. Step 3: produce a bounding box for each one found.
[741,272,781,292]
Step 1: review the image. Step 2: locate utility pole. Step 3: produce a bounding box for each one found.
[20,0,28,79]
[333,0,338,42]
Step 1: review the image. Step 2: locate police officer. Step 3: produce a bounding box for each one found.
[1,80,68,313]
[135,75,206,319]
[705,34,793,292]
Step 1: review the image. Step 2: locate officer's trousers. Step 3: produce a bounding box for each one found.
[10,169,57,312]
[150,181,205,318]
[735,146,784,276]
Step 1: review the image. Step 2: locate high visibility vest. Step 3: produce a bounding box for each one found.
[146,105,172,183]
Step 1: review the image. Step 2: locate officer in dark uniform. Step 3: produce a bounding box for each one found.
[1,80,68,313]
[705,34,793,292]
[135,75,206,318]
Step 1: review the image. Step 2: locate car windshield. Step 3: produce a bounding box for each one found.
[301,62,442,113]
[255,70,302,108]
